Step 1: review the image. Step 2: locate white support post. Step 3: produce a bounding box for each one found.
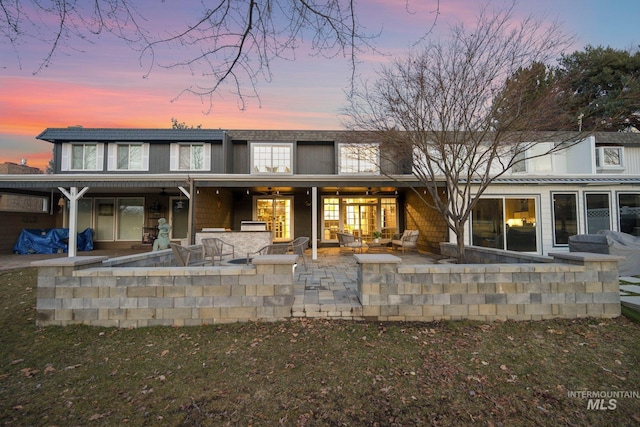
[312,186,318,261]
[58,186,89,257]
[180,184,194,244]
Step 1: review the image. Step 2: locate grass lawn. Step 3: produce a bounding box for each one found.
[2,268,640,426]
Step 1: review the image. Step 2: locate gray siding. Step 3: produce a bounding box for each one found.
[211,144,224,173]
[149,143,170,173]
[297,141,335,174]
[233,141,249,174]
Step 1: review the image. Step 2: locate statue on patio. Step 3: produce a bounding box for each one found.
[153,218,171,251]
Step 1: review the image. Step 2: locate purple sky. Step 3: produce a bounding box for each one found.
[1,0,638,171]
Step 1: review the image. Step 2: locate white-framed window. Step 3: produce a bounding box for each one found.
[339,143,379,174]
[585,193,611,234]
[595,146,624,170]
[170,143,210,171]
[251,143,292,174]
[618,193,640,236]
[61,143,104,171]
[471,196,538,253]
[107,143,149,171]
[93,197,144,241]
[511,151,527,173]
[552,193,578,246]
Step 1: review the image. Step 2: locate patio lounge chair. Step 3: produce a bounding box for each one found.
[392,230,419,253]
[169,243,209,266]
[201,237,235,265]
[337,232,365,253]
[246,243,290,264]
[289,236,310,267]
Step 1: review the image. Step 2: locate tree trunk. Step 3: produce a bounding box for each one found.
[455,225,466,264]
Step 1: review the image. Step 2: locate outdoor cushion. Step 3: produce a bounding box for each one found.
[392,230,419,252]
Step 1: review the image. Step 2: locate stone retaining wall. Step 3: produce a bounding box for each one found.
[355,252,622,322]
[34,254,297,327]
[440,243,554,264]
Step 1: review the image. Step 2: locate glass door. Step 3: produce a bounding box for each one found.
[94,198,115,241]
[256,197,292,241]
[343,198,377,240]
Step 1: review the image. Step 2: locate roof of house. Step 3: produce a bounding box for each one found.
[36,128,227,143]
[34,127,640,146]
[593,132,640,146]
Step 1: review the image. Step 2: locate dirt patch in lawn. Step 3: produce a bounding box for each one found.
[1,268,639,426]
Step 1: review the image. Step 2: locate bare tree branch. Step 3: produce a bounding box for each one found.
[3,0,407,110]
[345,1,587,262]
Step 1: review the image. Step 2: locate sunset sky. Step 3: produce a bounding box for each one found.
[1,0,639,171]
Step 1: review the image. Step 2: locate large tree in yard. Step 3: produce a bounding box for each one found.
[558,45,640,132]
[345,3,586,262]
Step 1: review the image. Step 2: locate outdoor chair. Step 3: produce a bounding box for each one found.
[391,230,419,253]
[201,237,235,265]
[289,236,310,267]
[336,232,365,253]
[169,243,209,266]
[246,242,290,264]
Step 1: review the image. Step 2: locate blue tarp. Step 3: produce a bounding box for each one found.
[13,228,94,254]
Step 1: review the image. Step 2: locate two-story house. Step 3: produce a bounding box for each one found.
[1,128,640,257]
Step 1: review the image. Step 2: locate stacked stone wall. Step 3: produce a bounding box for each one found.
[34,255,296,327]
[355,253,621,322]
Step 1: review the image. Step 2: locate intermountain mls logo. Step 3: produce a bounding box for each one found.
[567,390,640,410]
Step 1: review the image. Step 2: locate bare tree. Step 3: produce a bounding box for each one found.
[345,2,586,262]
[1,0,389,109]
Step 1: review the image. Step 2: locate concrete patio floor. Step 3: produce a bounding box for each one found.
[291,248,439,319]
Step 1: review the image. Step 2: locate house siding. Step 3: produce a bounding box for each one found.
[622,146,640,174]
[404,190,449,253]
[149,143,170,173]
[0,211,58,253]
[5,128,639,255]
[297,141,335,174]
[232,141,249,174]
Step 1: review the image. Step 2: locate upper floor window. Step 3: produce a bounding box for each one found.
[170,143,210,171]
[339,143,379,174]
[251,143,292,174]
[108,143,149,171]
[61,143,104,171]
[511,151,526,173]
[596,146,624,170]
